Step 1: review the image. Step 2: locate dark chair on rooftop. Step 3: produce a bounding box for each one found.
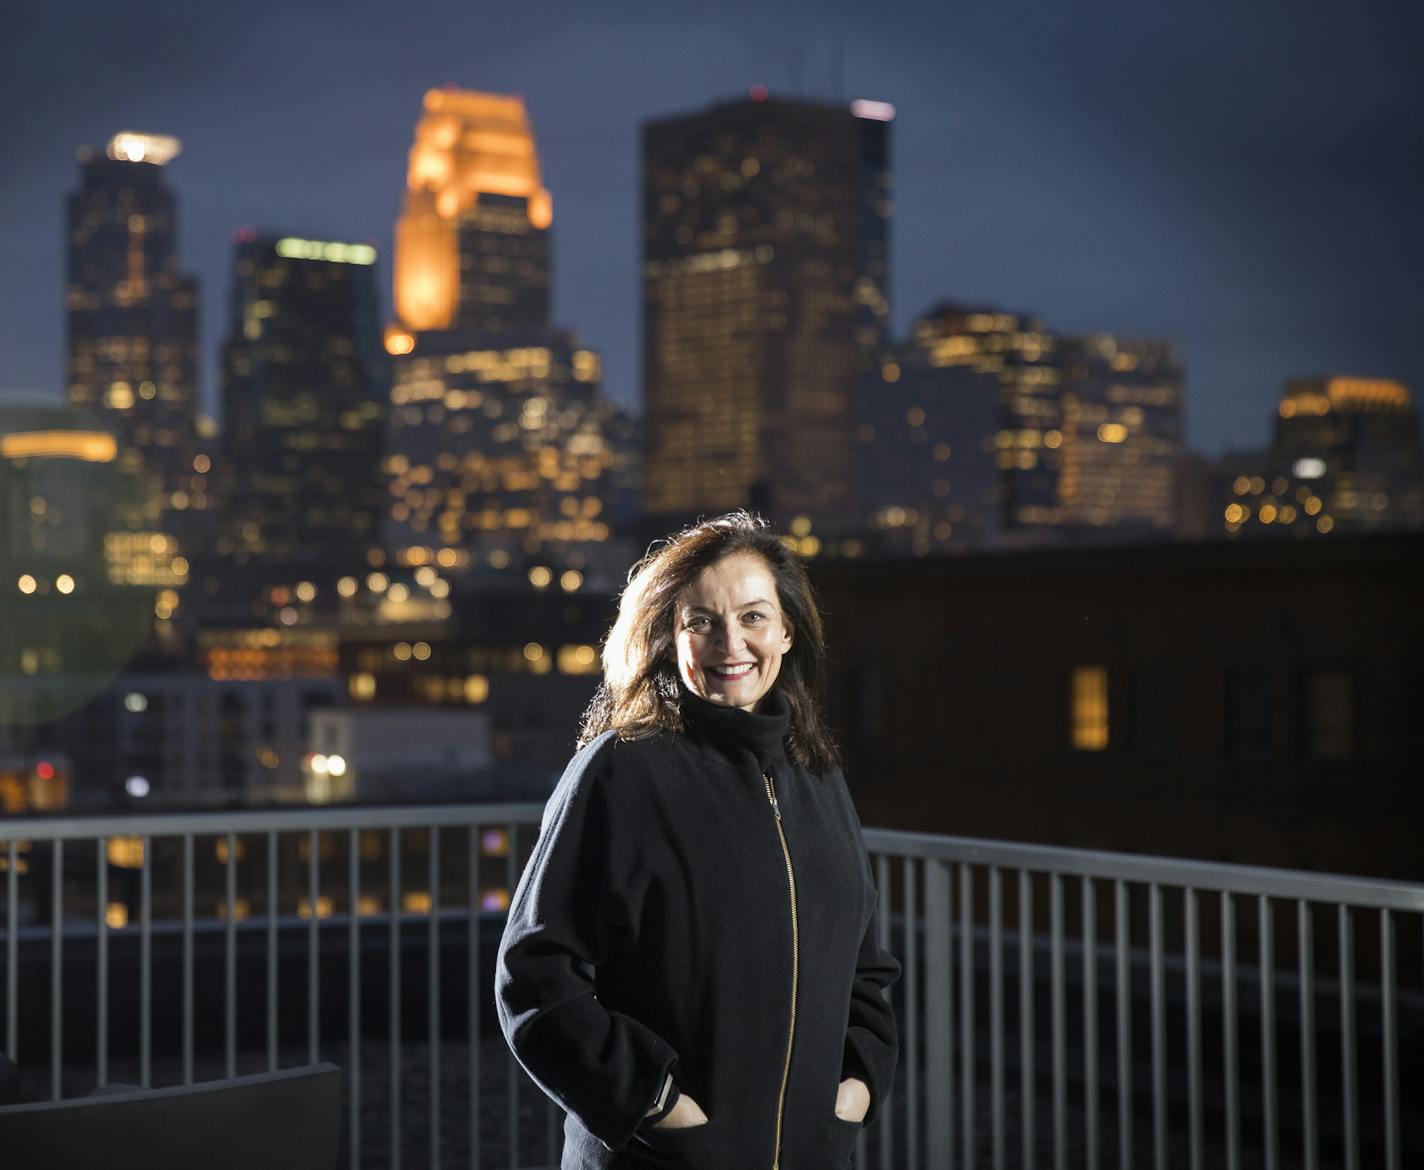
[0,1063,342,1170]
[0,1051,18,1105]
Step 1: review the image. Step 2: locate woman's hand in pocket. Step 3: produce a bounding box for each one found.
[834,1077,870,1123]
[651,1092,709,1130]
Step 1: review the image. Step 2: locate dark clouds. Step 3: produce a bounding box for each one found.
[3,0,1420,454]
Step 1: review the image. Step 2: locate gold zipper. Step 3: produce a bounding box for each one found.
[764,771,798,1170]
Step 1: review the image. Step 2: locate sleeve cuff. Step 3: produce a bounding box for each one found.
[841,1037,883,1123]
[641,1071,680,1126]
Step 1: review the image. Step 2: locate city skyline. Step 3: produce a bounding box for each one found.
[2,0,1420,458]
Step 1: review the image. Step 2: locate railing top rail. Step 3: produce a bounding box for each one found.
[862,827,1424,913]
[2,805,1418,913]
[0,801,548,841]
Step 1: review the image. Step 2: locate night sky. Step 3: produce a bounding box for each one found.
[3,0,1420,456]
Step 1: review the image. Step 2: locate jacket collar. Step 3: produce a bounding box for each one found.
[678,684,790,773]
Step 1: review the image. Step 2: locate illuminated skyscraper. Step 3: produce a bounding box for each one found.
[217,232,386,569]
[1216,376,1424,538]
[66,132,201,538]
[391,88,552,341]
[642,91,893,526]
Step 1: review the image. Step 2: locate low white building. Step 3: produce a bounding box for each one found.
[305,706,494,803]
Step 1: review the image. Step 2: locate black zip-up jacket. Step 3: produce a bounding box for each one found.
[496,689,900,1170]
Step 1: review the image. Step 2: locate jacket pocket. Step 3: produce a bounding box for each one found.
[630,1115,721,1168]
[801,1113,861,1170]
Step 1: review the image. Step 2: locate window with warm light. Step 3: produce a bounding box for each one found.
[107,836,145,869]
[298,896,334,920]
[1071,666,1109,751]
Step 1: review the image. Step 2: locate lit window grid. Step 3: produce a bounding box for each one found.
[385,347,628,555]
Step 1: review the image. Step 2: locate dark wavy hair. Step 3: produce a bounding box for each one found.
[578,511,840,774]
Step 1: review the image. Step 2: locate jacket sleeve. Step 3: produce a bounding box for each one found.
[495,737,678,1151]
[838,794,901,1126]
[840,894,900,1125]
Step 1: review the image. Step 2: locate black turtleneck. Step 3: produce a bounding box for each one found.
[676,683,790,773]
[497,680,901,1170]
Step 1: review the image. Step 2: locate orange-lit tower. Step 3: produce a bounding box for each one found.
[383,87,636,587]
[392,88,553,345]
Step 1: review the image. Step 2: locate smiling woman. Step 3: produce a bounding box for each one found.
[672,550,794,713]
[576,511,842,773]
[496,511,900,1170]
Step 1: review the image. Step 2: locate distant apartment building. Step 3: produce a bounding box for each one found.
[1,395,166,800]
[857,320,1002,555]
[382,333,637,587]
[0,662,341,809]
[338,579,615,776]
[1214,376,1424,539]
[1,396,119,581]
[859,304,1183,554]
[1055,333,1181,538]
[1172,451,1214,541]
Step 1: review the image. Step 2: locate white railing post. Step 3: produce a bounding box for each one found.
[924,859,953,1170]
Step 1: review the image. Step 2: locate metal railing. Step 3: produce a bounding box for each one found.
[1,803,547,1170]
[863,829,1424,1170]
[2,808,1421,1169]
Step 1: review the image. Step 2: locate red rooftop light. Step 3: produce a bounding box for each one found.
[749,85,769,102]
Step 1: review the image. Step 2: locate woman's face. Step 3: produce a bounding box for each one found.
[673,551,793,714]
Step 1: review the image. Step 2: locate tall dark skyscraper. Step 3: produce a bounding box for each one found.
[217,232,386,570]
[66,132,201,539]
[641,91,893,527]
